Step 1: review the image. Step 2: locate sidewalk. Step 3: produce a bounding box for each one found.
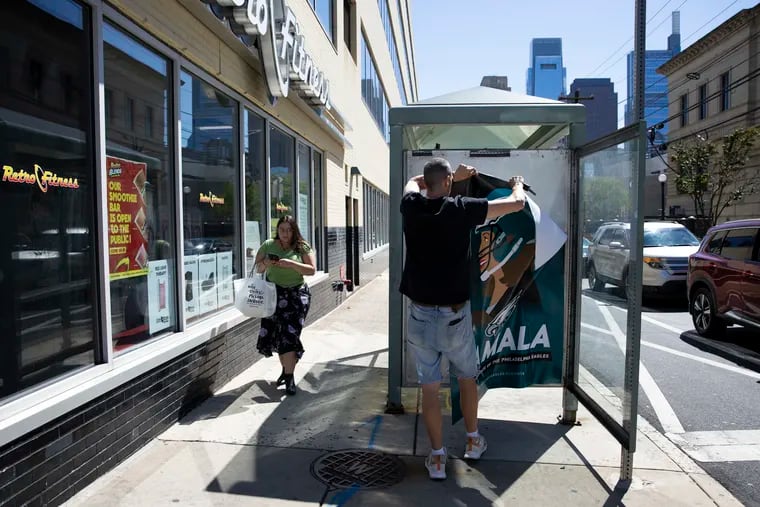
[66,271,741,507]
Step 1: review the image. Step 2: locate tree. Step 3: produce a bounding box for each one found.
[583,176,631,223]
[670,127,760,225]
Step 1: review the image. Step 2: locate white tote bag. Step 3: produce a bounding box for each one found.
[234,270,276,318]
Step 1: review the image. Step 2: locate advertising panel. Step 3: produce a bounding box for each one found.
[107,156,149,280]
[198,253,218,315]
[184,255,200,319]
[147,260,171,334]
[216,251,234,308]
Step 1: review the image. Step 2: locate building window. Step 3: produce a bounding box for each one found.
[145,105,154,138]
[378,0,406,104]
[269,126,295,236]
[721,72,730,112]
[680,94,688,127]
[396,0,413,100]
[363,182,389,252]
[104,23,178,351]
[244,109,266,276]
[105,88,113,124]
[540,63,557,70]
[343,0,352,52]
[180,71,240,323]
[312,151,325,270]
[297,142,312,245]
[699,84,707,120]
[361,33,389,141]
[125,96,134,130]
[308,0,334,43]
[0,0,98,398]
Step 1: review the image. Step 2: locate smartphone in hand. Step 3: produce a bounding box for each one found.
[267,253,280,262]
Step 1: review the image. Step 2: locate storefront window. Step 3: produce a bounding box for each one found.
[297,142,312,244]
[0,0,97,397]
[104,23,177,352]
[180,71,240,322]
[312,150,325,269]
[244,110,266,275]
[269,126,295,237]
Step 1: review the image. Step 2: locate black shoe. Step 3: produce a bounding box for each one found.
[285,376,297,396]
[276,369,286,386]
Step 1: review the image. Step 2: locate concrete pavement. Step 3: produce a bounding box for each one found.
[66,271,741,506]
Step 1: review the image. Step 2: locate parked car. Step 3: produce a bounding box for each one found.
[582,237,591,276]
[687,219,760,337]
[587,221,701,296]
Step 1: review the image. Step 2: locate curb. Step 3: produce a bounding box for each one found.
[680,331,760,374]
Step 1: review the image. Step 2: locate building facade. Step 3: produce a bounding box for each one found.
[0,0,416,504]
[657,5,760,223]
[527,38,566,100]
[480,75,511,91]
[570,78,618,142]
[625,11,681,146]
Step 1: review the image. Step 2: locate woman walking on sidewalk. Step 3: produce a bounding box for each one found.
[254,215,316,395]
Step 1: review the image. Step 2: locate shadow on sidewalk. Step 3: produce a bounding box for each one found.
[188,360,629,505]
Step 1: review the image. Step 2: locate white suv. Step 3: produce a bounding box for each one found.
[587,221,701,297]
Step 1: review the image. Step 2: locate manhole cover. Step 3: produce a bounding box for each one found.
[310,449,405,490]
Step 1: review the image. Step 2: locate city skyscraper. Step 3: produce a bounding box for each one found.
[527,38,566,100]
[570,78,618,142]
[480,75,511,91]
[625,11,681,146]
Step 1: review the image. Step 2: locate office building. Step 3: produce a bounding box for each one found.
[570,78,618,142]
[0,0,417,504]
[625,11,681,145]
[527,38,566,100]
[481,75,511,91]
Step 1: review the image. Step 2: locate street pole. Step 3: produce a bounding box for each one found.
[620,0,647,485]
[661,181,666,220]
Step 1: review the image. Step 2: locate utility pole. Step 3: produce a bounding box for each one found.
[558,89,594,104]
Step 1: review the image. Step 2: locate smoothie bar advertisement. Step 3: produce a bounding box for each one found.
[107,156,149,280]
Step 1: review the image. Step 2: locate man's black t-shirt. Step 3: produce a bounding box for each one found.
[400,192,489,305]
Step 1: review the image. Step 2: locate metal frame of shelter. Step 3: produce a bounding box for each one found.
[386,87,647,481]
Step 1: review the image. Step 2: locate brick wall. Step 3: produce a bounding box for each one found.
[0,317,262,507]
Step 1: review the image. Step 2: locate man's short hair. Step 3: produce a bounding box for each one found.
[423,157,452,188]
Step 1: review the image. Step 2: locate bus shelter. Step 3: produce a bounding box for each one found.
[387,86,648,480]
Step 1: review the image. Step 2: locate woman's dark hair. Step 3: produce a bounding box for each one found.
[275,215,309,254]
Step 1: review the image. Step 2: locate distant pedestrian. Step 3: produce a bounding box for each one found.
[400,157,527,479]
[255,215,316,396]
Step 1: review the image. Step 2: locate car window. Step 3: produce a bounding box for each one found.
[598,228,615,246]
[721,228,758,261]
[643,227,700,247]
[611,229,628,246]
[706,230,727,254]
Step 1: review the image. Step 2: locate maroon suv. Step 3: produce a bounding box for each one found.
[687,219,760,337]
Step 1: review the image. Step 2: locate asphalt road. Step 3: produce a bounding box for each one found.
[579,284,760,506]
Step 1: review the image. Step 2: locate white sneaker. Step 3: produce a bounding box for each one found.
[463,435,487,460]
[425,450,447,480]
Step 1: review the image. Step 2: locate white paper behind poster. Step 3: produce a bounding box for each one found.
[184,255,200,318]
[216,251,233,308]
[245,221,261,275]
[147,260,171,334]
[198,253,218,315]
[298,194,309,234]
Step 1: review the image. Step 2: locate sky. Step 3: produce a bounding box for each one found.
[410,0,759,127]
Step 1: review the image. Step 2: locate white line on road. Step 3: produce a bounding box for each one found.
[667,430,760,462]
[582,322,760,380]
[596,302,686,434]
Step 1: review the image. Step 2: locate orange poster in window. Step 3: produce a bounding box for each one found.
[107,156,149,280]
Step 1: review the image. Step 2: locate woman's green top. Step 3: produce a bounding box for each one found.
[257,239,312,288]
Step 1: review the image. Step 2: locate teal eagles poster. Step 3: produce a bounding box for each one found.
[451,173,566,423]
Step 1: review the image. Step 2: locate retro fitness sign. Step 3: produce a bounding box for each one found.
[209,0,331,109]
[107,156,149,280]
[2,164,80,192]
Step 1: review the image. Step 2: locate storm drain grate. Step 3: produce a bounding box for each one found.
[310,449,405,490]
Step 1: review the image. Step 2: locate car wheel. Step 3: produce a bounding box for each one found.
[588,263,604,291]
[691,287,726,338]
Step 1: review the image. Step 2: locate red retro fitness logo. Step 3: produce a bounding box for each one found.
[2,164,80,193]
